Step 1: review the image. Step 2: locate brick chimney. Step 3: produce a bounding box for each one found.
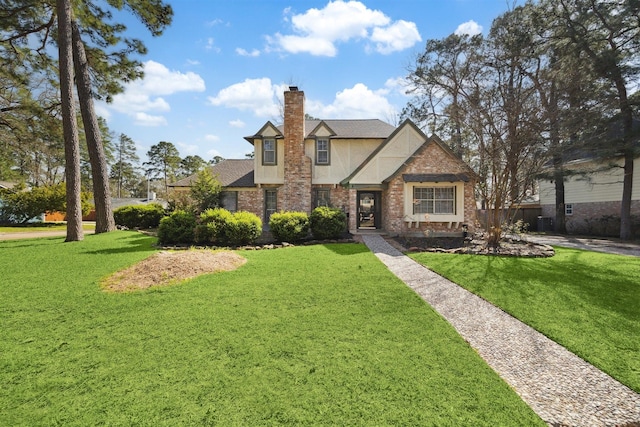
[282,86,312,213]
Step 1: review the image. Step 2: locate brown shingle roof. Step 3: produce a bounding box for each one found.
[169,159,255,188]
[272,119,396,139]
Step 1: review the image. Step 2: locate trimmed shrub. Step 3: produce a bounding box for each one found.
[113,204,165,229]
[226,211,262,246]
[158,210,196,244]
[269,211,310,242]
[194,208,234,244]
[310,206,347,239]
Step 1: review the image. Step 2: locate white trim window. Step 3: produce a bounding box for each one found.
[413,186,456,215]
[413,187,456,215]
[262,138,276,165]
[565,203,573,216]
[316,138,329,165]
[404,182,464,223]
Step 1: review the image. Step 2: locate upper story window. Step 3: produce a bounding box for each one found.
[262,138,276,165]
[413,186,456,215]
[316,138,330,165]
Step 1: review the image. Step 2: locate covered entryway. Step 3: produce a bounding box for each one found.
[357,191,381,229]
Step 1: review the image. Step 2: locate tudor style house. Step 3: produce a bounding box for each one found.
[170,87,477,236]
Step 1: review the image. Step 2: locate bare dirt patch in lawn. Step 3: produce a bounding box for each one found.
[102,250,247,292]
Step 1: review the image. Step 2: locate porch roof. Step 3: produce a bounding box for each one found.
[402,173,470,183]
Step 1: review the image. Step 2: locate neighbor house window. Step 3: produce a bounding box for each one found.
[565,203,573,216]
[316,138,330,165]
[314,188,330,207]
[220,191,238,212]
[413,186,456,215]
[262,138,276,165]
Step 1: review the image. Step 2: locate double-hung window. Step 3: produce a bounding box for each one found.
[413,186,456,215]
[316,138,329,165]
[262,138,276,165]
[314,188,330,207]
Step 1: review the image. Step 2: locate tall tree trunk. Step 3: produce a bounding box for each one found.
[612,72,634,240]
[549,85,567,233]
[71,20,115,233]
[56,0,83,242]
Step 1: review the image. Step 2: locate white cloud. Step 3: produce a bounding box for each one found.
[267,1,419,56]
[455,20,483,36]
[134,112,167,127]
[235,47,261,57]
[370,20,421,54]
[206,148,223,158]
[229,119,246,128]
[177,141,199,154]
[104,60,205,127]
[269,34,337,56]
[307,83,395,120]
[208,78,288,118]
[206,18,224,27]
[204,134,220,142]
[186,59,200,66]
[384,76,412,96]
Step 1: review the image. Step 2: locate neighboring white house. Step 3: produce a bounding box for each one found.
[539,157,640,235]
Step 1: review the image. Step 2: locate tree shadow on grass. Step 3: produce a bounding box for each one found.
[82,234,158,255]
[321,242,370,256]
[0,236,66,249]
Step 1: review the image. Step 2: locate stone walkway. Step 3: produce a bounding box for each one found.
[362,234,640,427]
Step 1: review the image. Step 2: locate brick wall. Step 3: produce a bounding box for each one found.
[541,200,640,236]
[237,189,263,219]
[282,88,312,213]
[383,141,477,236]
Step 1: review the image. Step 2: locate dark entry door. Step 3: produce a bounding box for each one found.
[357,191,381,229]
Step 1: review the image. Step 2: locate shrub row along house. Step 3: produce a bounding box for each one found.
[170,87,477,236]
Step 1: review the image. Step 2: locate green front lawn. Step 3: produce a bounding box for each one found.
[409,248,640,393]
[0,222,95,233]
[0,232,543,426]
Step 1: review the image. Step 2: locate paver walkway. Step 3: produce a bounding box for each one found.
[362,234,640,427]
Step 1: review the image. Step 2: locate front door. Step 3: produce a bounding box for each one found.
[357,191,381,229]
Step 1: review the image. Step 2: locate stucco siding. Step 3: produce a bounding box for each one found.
[253,138,285,184]
[308,138,383,184]
[349,125,425,185]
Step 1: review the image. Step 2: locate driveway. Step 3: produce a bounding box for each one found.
[526,234,640,257]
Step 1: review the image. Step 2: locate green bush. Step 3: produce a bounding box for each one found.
[0,183,66,223]
[194,208,262,246]
[310,207,347,239]
[158,210,196,244]
[269,211,310,242]
[194,208,234,244]
[227,211,262,246]
[113,204,165,229]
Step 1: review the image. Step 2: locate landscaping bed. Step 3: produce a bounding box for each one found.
[392,235,555,257]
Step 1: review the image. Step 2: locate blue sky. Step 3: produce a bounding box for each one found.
[95,0,520,163]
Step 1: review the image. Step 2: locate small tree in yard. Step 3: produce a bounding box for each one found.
[190,168,222,213]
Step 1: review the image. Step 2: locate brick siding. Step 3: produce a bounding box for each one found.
[282,89,312,213]
[541,200,640,236]
[383,141,477,236]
